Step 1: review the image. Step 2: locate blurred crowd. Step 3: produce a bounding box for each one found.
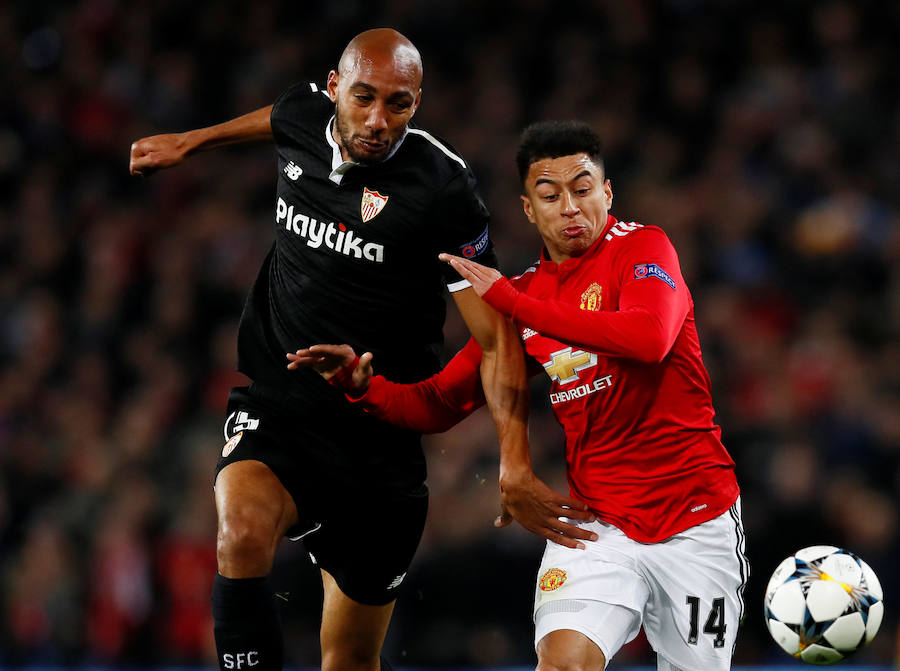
[0,0,897,667]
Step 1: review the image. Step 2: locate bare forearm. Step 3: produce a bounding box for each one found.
[181,105,274,154]
[479,323,531,473]
[480,316,598,548]
[449,286,597,546]
[130,106,274,175]
[452,288,532,468]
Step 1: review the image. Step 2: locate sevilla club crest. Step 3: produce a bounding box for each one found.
[361,187,389,222]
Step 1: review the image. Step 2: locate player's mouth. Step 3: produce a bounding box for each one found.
[562,225,587,238]
[356,137,387,154]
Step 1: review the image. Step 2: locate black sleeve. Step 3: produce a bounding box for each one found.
[270,81,324,147]
[429,168,498,287]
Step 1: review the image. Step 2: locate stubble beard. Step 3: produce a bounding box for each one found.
[334,105,390,165]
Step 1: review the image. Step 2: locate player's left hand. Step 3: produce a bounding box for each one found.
[439,253,504,297]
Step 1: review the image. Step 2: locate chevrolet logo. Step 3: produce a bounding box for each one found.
[543,347,597,385]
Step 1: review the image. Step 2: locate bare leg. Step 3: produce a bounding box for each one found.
[320,569,395,671]
[211,460,299,671]
[215,460,299,577]
[537,629,608,671]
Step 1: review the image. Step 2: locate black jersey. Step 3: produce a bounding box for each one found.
[237,81,497,408]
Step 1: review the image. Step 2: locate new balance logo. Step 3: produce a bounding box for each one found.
[387,572,406,589]
[283,161,303,180]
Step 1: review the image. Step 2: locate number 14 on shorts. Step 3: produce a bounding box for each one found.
[686,595,726,648]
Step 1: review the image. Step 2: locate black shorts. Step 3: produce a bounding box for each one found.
[215,384,429,605]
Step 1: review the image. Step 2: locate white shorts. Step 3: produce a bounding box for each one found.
[533,498,748,670]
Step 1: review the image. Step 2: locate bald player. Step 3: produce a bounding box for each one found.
[130,29,593,671]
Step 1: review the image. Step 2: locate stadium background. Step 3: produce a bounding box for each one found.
[0,0,897,668]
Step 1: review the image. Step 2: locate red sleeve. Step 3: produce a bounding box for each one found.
[483,228,690,363]
[346,338,486,433]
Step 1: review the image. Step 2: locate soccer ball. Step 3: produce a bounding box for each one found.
[764,545,884,665]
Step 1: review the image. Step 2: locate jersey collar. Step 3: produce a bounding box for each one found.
[539,214,618,273]
[324,116,408,185]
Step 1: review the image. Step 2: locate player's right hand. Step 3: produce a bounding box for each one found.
[438,253,503,297]
[286,344,374,391]
[496,467,598,549]
[129,133,189,176]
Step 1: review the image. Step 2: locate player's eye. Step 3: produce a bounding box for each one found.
[390,102,411,113]
[573,181,592,195]
[354,94,373,103]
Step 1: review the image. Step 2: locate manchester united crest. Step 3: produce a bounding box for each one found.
[361,187,389,222]
[538,568,568,592]
[580,282,602,311]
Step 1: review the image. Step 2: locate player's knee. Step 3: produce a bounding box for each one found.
[216,508,279,574]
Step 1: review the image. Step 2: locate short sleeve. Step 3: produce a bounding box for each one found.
[429,169,498,291]
[270,82,326,147]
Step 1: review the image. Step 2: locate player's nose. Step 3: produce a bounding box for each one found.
[560,191,580,216]
[365,103,388,132]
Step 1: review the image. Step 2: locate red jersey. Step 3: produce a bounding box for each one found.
[351,215,739,542]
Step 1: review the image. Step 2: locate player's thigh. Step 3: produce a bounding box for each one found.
[533,520,648,665]
[215,385,326,527]
[319,569,395,668]
[536,602,639,671]
[214,460,298,534]
[304,484,428,606]
[537,628,607,671]
[640,500,748,671]
[214,388,306,568]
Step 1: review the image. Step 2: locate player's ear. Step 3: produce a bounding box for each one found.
[604,179,613,208]
[410,88,422,117]
[520,194,536,224]
[326,70,339,102]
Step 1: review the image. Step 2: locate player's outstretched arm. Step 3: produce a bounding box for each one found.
[287,342,484,433]
[129,105,274,176]
[450,287,597,549]
[443,247,689,363]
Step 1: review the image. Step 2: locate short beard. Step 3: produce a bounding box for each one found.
[334,104,384,165]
